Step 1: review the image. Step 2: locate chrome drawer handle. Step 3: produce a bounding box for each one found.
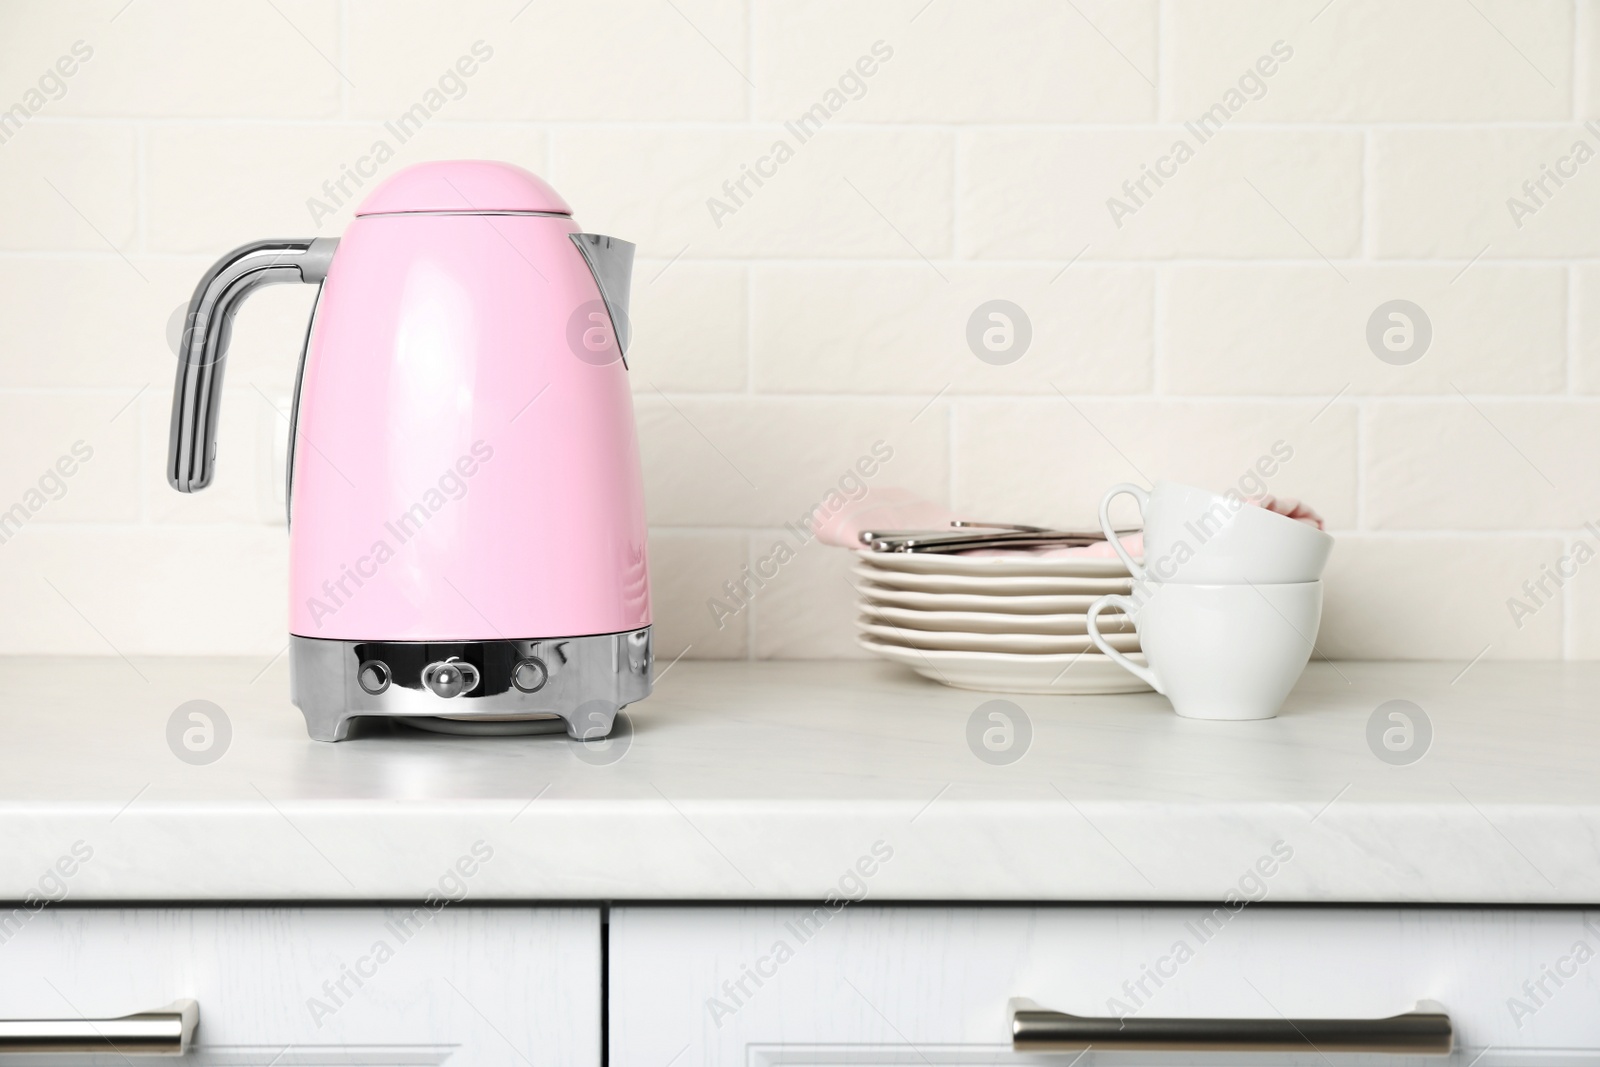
[1010,997,1452,1055]
[0,999,198,1055]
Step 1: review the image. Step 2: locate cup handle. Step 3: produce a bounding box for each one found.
[1099,482,1148,580]
[1087,594,1161,693]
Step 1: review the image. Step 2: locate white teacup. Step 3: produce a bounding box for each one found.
[1086,580,1322,720]
[1099,481,1334,585]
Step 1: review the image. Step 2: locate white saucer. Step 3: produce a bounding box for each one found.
[857,618,1141,656]
[857,551,1130,578]
[859,583,1105,614]
[862,603,1133,636]
[852,562,1130,596]
[858,637,1153,695]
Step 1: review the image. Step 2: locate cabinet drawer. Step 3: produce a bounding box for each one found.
[0,907,598,1065]
[611,906,1600,1065]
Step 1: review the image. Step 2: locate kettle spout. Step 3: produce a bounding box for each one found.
[569,233,635,362]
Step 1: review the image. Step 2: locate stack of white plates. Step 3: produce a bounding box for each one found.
[853,552,1154,695]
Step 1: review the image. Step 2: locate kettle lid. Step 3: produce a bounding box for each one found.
[355,160,572,216]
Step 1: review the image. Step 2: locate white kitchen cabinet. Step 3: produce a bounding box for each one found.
[610,906,1600,1065]
[0,907,599,1065]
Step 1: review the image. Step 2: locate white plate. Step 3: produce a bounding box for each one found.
[853,563,1130,596]
[858,551,1131,578]
[862,603,1134,635]
[859,584,1106,614]
[857,618,1141,655]
[858,637,1153,695]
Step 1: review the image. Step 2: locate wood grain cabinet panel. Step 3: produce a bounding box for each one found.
[610,906,1600,1065]
[0,907,599,1066]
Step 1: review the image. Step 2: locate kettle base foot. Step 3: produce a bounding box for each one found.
[301,705,356,743]
[288,629,650,743]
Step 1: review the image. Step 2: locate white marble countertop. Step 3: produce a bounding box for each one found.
[2,657,1596,904]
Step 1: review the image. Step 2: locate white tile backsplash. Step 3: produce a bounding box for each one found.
[0,525,289,657]
[3,0,1599,660]
[1161,265,1569,396]
[750,264,1153,395]
[1364,400,1600,530]
[0,0,342,119]
[952,399,1359,530]
[752,0,1159,123]
[645,529,752,661]
[750,528,873,659]
[0,124,137,251]
[629,261,749,393]
[635,396,948,527]
[1162,0,1572,122]
[551,126,954,259]
[960,129,1364,260]
[144,122,550,251]
[1318,535,1566,660]
[0,392,140,523]
[0,257,174,388]
[1372,127,1600,258]
[346,0,749,122]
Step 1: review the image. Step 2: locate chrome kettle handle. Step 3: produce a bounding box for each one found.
[167,237,338,493]
[569,233,634,362]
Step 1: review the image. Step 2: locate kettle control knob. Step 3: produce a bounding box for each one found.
[512,657,548,693]
[422,657,479,699]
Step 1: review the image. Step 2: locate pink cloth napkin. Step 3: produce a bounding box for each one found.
[815,487,1324,558]
[1246,493,1326,531]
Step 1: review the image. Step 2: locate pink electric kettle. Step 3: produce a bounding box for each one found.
[167,160,651,741]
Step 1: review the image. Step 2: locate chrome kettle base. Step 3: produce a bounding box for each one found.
[289,627,651,742]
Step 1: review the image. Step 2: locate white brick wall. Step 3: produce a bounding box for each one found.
[2,0,1597,663]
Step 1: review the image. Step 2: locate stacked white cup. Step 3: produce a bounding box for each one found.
[1085,482,1335,720]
